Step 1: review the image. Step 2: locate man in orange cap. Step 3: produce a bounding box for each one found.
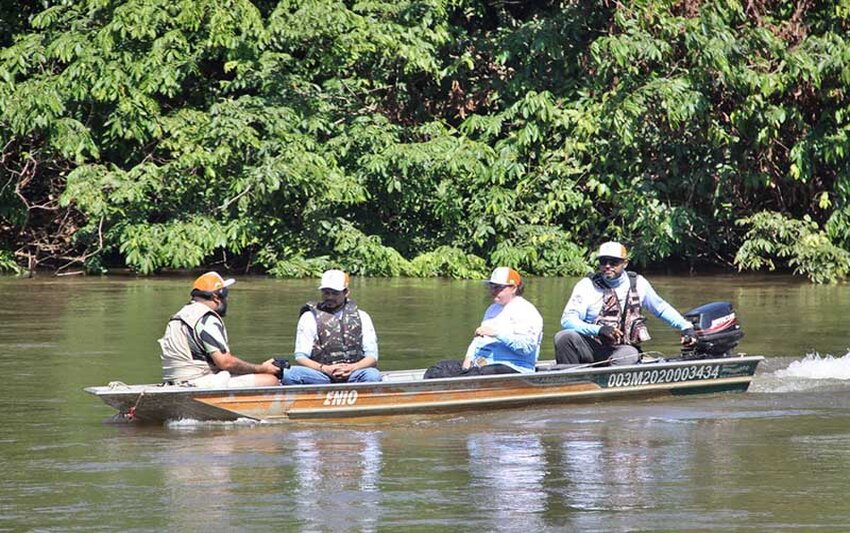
[424,267,543,378]
[158,272,281,387]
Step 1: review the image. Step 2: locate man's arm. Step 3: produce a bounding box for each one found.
[209,351,279,376]
[636,276,691,330]
[197,314,278,376]
[462,338,479,369]
[292,312,322,369]
[359,311,378,360]
[560,279,603,336]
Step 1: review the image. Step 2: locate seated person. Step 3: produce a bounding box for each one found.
[424,267,543,378]
[554,241,696,366]
[282,269,381,384]
[159,272,281,387]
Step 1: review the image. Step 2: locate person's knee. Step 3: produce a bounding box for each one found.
[554,330,585,364]
[282,366,321,385]
[554,329,582,348]
[281,368,298,385]
[609,346,640,366]
[351,367,382,382]
[253,373,281,387]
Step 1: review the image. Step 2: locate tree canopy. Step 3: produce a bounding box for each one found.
[2,0,849,282]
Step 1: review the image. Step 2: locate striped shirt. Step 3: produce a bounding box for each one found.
[195,313,229,355]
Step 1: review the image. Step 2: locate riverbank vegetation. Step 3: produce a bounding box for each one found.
[2,1,849,282]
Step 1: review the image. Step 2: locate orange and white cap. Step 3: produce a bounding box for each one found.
[319,269,349,291]
[192,271,235,293]
[485,267,522,287]
[597,241,628,260]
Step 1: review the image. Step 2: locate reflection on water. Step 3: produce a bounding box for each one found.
[467,433,546,527]
[3,275,850,530]
[562,432,657,513]
[290,430,383,531]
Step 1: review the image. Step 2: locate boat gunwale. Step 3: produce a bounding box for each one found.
[84,355,765,398]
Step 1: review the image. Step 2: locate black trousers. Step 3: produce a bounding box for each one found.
[553,330,640,366]
[423,360,519,379]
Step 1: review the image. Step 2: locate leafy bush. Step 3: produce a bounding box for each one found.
[409,246,487,279]
[3,1,850,283]
[267,255,332,278]
[327,221,413,277]
[0,250,23,274]
[490,226,590,276]
[735,211,850,283]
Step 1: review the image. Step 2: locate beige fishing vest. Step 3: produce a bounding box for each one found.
[159,301,218,382]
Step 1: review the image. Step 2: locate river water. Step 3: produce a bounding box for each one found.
[1,274,849,531]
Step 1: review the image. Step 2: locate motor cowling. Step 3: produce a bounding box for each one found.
[681,301,744,359]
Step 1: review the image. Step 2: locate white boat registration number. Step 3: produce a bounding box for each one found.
[607,365,721,388]
[323,390,359,406]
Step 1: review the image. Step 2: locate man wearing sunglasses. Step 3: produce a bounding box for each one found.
[159,272,282,387]
[554,242,696,366]
[282,269,381,384]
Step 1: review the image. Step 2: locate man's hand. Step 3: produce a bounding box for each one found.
[319,363,353,380]
[260,358,281,376]
[681,328,697,347]
[331,363,355,380]
[598,325,622,343]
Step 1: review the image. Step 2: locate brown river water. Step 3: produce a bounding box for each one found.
[1,274,849,531]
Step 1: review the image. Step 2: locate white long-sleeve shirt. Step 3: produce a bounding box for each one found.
[465,296,543,373]
[294,309,379,361]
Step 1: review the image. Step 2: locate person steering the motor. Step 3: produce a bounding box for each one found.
[554,242,697,366]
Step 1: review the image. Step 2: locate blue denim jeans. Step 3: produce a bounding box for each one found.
[282,366,381,385]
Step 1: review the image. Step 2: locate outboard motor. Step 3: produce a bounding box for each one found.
[680,301,744,359]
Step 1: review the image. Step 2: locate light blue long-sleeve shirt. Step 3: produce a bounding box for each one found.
[560,272,691,336]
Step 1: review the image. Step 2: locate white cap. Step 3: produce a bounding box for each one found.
[597,241,628,260]
[484,267,522,286]
[319,269,349,291]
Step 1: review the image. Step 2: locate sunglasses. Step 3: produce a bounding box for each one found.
[598,257,624,267]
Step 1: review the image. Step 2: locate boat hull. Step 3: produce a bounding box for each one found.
[84,356,763,424]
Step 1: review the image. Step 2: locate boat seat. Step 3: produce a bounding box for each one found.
[381,370,426,382]
[535,363,584,372]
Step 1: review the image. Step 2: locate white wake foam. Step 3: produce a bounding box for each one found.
[165,417,263,429]
[775,352,850,380]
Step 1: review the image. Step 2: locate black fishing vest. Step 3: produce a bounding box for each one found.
[590,271,648,345]
[301,299,365,365]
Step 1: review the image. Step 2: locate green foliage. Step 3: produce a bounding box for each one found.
[735,211,850,283]
[267,255,332,278]
[2,0,850,282]
[117,216,247,274]
[327,221,412,277]
[409,246,487,279]
[0,250,24,274]
[490,226,590,277]
[825,204,850,248]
